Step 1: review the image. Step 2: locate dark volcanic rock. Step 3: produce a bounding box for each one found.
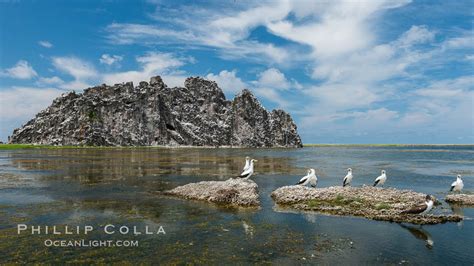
[9,76,303,147]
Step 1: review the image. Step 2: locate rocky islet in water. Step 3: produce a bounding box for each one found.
[9,76,302,148]
[271,185,463,224]
[445,193,474,206]
[164,178,260,207]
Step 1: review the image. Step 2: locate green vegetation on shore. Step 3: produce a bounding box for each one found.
[0,144,90,150]
[0,144,166,150]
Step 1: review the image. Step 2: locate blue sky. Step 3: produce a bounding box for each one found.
[0,0,473,144]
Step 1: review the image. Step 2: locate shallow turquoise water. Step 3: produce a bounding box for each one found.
[0,146,473,264]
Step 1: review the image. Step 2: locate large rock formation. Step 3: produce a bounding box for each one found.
[9,76,303,147]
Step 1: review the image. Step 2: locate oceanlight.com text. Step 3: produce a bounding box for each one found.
[44,239,139,248]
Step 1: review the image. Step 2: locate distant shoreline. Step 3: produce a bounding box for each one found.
[303,144,474,147]
[0,143,472,150]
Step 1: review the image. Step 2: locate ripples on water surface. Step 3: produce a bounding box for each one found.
[0,145,473,264]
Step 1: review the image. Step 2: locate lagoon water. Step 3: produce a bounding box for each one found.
[0,146,473,264]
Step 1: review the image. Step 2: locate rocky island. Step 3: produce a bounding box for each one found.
[445,193,474,205]
[8,76,302,147]
[164,179,260,207]
[271,185,463,224]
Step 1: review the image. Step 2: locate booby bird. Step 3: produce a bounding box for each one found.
[242,156,251,172]
[342,168,353,187]
[450,174,464,192]
[399,224,434,249]
[401,195,434,215]
[237,159,257,179]
[373,170,387,187]
[296,168,317,188]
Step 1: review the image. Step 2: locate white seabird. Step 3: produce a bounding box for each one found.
[450,174,464,192]
[373,170,387,187]
[401,195,434,215]
[296,168,317,188]
[242,156,251,172]
[237,159,257,180]
[342,168,353,187]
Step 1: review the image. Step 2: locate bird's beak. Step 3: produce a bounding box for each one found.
[254,160,258,162]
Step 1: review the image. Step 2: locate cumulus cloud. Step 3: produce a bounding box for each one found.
[52,56,97,80]
[397,25,435,47]
[102,52,188,86]
[51,56,98,90]
[205,68,298,107]
[1,60,37,79]
[38,40,53,48]
[255,68,291,90]
[205,70,247,95]
[0,87,67,140]
[99,54,123,66]
[106,0,410,65]
[36,76,64,86]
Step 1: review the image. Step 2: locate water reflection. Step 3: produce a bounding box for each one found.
[1,146,473,264]
[6,149,302,184]
[399,224,434,249]
[449,204,464,228]
[242,220,255,238]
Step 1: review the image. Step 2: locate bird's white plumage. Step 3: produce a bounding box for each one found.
[242,157,250,172]
[373,170,387,187]
[450,175,464,192]
[343,168,353,187]
[421,200,434,214]
[238,159,256,179]
[298,169,317,187]
[298,171,310,185]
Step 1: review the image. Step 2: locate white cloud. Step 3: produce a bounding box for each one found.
[442,35,473,49]
[36,76,64,86]
[414,76,473,98]
[1,60,38,79]
[0,87,65,124]
[312,108,399,124]
[99,54,123,65]
[256,68,290,90]
[102,52,187,86]
[106,22,292,64]
[52,56,97,80]
[205,70,247,95]
[266,1,410,59]
[51,56,99,90]
[249,68,304,108]
[105,1,412,67]
[38,40,53,48]
[205,68,299,107]
[465,54,474,61]
[302,76,474,142]
[300,23,436,125]
[161,75,187,88]
[397,25,435,47]
[305,83,379,110]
